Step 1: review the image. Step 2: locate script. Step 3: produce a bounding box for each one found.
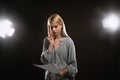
[33,64,60,73]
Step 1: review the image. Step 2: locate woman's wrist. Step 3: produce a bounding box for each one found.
[49,44,54,48]
[48,44,54,53]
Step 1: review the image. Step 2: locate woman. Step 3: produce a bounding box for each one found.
[41,14,78,80]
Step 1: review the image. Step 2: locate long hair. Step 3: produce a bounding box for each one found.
[47,14,68,37]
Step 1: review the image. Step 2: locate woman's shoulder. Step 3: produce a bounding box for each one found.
[44,36,48,40]
[43,36,49,42]
[64,36,74,44]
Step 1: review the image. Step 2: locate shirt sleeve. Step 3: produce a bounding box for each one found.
[40,37,53,64]
[67,38,78,77]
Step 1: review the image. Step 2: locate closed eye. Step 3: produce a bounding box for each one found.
[54,26,58,28]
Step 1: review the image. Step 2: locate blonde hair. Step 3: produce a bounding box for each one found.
[47,14,68,37]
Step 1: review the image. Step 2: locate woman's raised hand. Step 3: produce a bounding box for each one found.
[48,34,55,47]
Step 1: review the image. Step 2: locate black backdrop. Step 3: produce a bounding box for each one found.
[0,0,120,80]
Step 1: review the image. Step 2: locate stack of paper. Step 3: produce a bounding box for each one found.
[33,64,60,73]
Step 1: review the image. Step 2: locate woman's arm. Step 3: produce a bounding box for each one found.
[57,38,78,78]
[67,38,78,77]
[40,37,53,64]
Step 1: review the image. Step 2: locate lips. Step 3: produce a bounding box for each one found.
[52,32,57,37]
[52,33,57,39]
[53,32,57,35]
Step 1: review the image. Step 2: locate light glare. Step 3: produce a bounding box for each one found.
[8,28,15,37]
[102,13,120,33]
[0,19,15,38]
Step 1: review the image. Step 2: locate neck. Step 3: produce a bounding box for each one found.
[54,35,62,40]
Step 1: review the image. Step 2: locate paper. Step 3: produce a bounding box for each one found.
[33,64,60,73]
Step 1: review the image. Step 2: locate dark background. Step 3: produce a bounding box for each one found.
[0,0,120,80]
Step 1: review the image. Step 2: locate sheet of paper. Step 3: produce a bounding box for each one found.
[33,64,60,73]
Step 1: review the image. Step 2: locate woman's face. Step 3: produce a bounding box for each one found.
[50,22,62,38]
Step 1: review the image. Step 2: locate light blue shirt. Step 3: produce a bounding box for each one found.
[41,36,78,80]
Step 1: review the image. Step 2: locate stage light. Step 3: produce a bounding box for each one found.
[102,13,120,33]
[0,20,15,38]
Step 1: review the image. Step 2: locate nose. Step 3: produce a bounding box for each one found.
[53,27,56,31]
